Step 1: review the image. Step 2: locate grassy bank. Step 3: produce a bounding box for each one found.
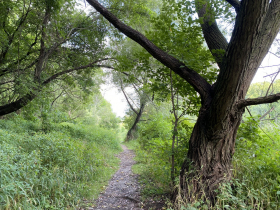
[0,116,121,209]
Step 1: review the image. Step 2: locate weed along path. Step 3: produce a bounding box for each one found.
[92,144,143,210]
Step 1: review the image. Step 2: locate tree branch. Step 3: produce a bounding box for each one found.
[86,0,212,104]
[0,60,112,117]
[225,0,240,13]
[0,92,36,116]
[259,106,275,120]
[51,90,64,108]
[131,83,141,97]
[0,80,14,86]
[43,58,113,85]
[266,69,280,96]
[195,0,228,67]
[170,69,178,120]
[237,93,280,109]
[246,107,276,144]
[0,6,31,63]
[35,8,51,82]
[120,79,138,115]
[121,72,143,84]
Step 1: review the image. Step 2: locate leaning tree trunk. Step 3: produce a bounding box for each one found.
[125,102,145,141]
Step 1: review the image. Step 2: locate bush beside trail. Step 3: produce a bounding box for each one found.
[127,115,280,209]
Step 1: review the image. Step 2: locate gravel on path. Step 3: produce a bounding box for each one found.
[91,144,143,210]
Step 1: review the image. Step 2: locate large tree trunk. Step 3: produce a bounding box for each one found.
[180,103,244,201]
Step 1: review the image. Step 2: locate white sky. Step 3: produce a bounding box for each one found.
[253,51,280,83]
[100,83,128,118]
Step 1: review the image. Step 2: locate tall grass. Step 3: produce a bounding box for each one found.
[126,140,172,197]
[0,116,121,209]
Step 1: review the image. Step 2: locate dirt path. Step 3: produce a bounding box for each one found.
[92,144,143,210]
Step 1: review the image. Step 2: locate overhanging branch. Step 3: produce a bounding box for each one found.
[43,58,113,85]
[237,93,280,109]
[86,0,212,104]
[0,92,36,116]
[0,60,113,117]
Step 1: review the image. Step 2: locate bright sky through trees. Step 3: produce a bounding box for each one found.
[100,49,280,118]
[100,83,127,117]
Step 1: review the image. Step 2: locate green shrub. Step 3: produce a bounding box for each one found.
[127,114,191,198]
[132,115,280,209]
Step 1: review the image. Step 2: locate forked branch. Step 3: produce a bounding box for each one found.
[86,0,212,104]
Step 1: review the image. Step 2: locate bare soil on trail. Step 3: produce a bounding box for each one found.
[78,145,165,210]
[92,144,142,210]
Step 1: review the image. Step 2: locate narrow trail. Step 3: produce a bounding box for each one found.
[93,144,143,210]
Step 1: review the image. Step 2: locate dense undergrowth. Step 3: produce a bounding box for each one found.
[0,115,121,209]
[127,116,280,210]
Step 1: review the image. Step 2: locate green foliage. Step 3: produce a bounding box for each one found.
[58,122,120,149]
[129,113,280,209]
[138,113,172,149]
[0,0,109,115]
[126,110,192,198]
[237,116,261,142]
[230,119,280,209]
[127,140,172,197]
[85,93,121,130]
[113,0,219,120]
[245,80,280,122]
[0,116,121,209]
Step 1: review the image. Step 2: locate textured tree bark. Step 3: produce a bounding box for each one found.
[179,101,244,201]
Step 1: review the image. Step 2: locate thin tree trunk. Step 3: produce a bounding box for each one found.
[170,70,179,184]
[125,102,145,141]
[171,120,178,183]
[259,106,275,120]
